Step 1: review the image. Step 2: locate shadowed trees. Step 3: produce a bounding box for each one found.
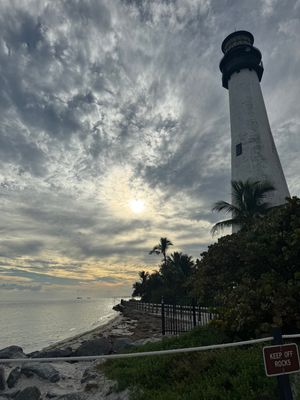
[133,248,195,303]
[132,271,149,299]
[211,179,275,234]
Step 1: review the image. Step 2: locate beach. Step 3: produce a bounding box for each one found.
[0,302,162,400]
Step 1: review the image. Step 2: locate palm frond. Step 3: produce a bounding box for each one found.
[212,201,240,215]
[149,246,161,255]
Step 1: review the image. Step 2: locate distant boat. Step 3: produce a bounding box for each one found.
[76,296,83,300]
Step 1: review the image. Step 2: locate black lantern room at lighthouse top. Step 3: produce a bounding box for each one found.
[219,30,264,89]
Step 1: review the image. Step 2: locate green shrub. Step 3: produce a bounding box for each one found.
[193,197,300,337]
[101,326,279,400]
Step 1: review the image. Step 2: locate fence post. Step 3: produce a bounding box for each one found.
[272,327,294,400]
[173,304,177,335]
[192,299,197,328]
[161,297,165,336]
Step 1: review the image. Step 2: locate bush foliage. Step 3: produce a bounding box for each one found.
[193,197,300,337]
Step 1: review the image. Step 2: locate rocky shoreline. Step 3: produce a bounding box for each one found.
[0,303,162,400]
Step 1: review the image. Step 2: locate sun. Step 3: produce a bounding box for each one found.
[129,199,145,214]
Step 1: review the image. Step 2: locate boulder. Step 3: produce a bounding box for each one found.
[112,338,133,353]
[21,362,60,382]
[15,386,41,400]
[31,347,73,359]
[0,346,26,360]
[84,381,99,391]
[55,393,86,400]
[7,367,21,388]
[0,367,5,391]
[73,338,111,357]
[112,304,124,312]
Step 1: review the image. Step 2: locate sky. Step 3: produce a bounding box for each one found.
[0,0,299,299]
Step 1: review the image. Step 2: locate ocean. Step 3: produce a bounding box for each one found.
[0,298,120,353]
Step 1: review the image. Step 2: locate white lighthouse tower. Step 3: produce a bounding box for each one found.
[219,31,290,206]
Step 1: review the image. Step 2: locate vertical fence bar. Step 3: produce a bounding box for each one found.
[192,300,197,328]
[161,298,165,336]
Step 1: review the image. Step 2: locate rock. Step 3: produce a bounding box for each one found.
[73,338,111,357]
[112,338,133,353]
[0,346,26,360]
[31,347,73,359]
[21,362,60,382]
[0,367,5,391]
[45,392,62,399]
[132,337,161,346]
[55,393,86,400]
[84,381,99,391]
[6,389,20,398]
[15,386,41,400]
[112,304,124,312]
[80,367,97,384]
[7,367,21,388]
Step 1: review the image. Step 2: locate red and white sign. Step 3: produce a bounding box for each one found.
[263,343,300,377]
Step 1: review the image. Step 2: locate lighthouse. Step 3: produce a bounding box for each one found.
[219,31,290,207]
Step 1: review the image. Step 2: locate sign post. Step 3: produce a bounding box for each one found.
[263,327,299,400]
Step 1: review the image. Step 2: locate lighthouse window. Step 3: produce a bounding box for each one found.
[236,143,242,156]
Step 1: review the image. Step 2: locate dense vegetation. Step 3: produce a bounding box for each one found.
[132,196,300,338]
[132,251,195,303]
[195,196,300,338]
[109,185,300,399]
[101,325,280,400]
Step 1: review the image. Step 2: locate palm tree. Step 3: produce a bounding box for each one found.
[149,237,173,265]
[211,179,275,234]
[132,270,149,298]
[166,252,194,277]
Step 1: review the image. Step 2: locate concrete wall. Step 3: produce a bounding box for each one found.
[228,69,290,207]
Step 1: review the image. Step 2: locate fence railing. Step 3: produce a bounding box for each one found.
[124,299,218,335]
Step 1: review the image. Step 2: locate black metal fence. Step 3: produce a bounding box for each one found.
[125,299,218,335]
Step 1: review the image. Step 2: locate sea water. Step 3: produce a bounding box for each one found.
[0,298,120,353]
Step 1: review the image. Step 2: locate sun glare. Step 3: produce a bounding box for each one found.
[129,199,145,214]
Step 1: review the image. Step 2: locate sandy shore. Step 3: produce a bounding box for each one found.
[0,304,162,400]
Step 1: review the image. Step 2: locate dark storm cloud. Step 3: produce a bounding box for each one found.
[0,240,43,258]
[0,0,299,293]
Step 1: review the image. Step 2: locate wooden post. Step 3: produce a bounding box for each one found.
[272,327,294,400]
[161,298,165,336]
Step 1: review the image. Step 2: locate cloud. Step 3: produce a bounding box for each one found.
[0,0,299,294]
[0,283,42,291]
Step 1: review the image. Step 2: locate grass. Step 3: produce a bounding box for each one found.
[99,326,283,400]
